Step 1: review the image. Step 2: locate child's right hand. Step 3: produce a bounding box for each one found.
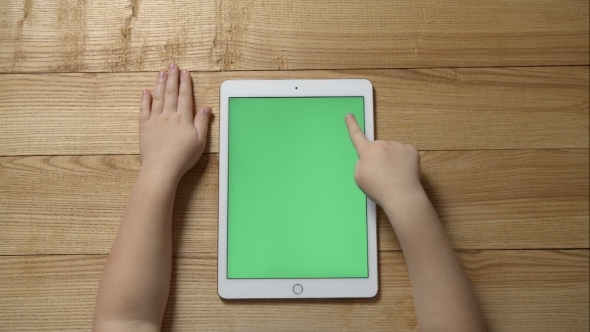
[345,114,424,210]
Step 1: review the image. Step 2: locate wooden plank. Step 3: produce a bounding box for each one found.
[0,250,587,331]
[0,0,218,72]
[216,0,590,70]
[1,0,588,72]
[1,150,587,255]
[0,67,587,156]
[197,67,589,151]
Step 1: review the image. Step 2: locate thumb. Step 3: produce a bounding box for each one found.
[194,106,212,139]
[354,160,361,184]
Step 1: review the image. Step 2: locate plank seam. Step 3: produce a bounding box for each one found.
[2,148,589,158]
[0,64,589,75]
[1,248,589,257]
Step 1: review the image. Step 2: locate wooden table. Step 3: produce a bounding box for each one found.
[0,0,588,331]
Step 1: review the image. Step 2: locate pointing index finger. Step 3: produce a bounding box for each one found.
[345,113,368,154]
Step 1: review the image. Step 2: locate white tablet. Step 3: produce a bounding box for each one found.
[218,79,377,299]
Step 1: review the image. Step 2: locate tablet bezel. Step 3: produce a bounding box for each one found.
[218,79,377,299]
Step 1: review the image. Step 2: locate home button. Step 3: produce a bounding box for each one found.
[292,284,303,295]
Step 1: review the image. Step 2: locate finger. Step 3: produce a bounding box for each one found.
[139,89,152,122]
[152,70,167,115]
[194,106,212,139]
[163,63,179,113]
[178,69,194,121]
[345,113,368,153]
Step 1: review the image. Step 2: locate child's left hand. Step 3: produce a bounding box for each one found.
[139,64,212,182]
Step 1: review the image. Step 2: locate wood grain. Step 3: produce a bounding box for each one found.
[1,0,588,330]
[0,250,587,331]
[1,0,588,72]
[1,150,587,255]
[0,0,218,72]
[1,67,587,156]
[216,0,589,70]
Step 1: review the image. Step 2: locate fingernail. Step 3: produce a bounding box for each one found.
[181,69,189,76]
[203,107,212,115]
[169,63,177,70]
[346,113,354,119]
[158,71,166,78]
[142,89,149,96]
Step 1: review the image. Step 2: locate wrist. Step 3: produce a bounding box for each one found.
[380,185,430,221]
[380,185,428,214]
[138,166,182,189]
[380,186,447,250]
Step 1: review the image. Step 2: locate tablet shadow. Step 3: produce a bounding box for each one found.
[221,289,382,306]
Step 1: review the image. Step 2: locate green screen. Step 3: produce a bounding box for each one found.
[227,97,367,279]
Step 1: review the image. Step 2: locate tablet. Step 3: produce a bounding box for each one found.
[218,79,377,299]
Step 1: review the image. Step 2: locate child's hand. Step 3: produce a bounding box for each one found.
[139,64,211,182]
[345,114,423,209]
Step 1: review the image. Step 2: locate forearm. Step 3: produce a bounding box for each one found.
[94,170,177,329]
[383,189,485,332]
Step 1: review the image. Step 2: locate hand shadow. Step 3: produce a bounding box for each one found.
[162,153,212,331]
[420,171,443,217]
